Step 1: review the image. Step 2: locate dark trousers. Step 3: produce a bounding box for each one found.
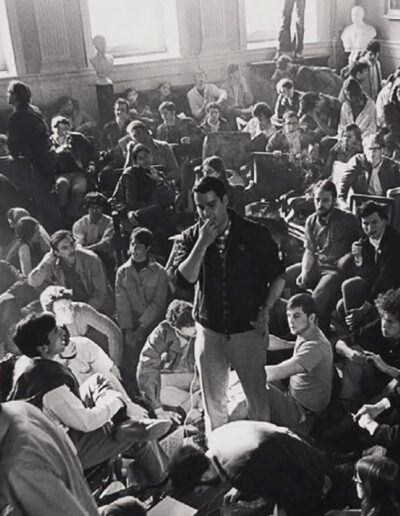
[278,0,306,53]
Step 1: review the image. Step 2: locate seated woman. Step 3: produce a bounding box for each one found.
[137,300,201,424]
[50,116,96,222]
[111,143,176,253]
[54,95,97,137]
[200,101,230,134]
[338,78,377,142]
[299,92,333,142]
[198,155,245,215]
[327,455,400,516]
[6,216,50,275]
[246,102,276,152]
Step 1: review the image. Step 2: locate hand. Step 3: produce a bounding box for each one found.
[198,219,219,248]
[296,272,308,289]
[363,352,389,374]
[351,241,363,261]
[180,136,191,145]
[345,307,365,331]
[224,488,242,505]
[355,402,386,421]
[273,150,283,159]
[128,402,149,420]
[357,413,374,430]
[87,163,96,175]
[251,305,270,338]
[349,348,367,364]
[155,407,182,425]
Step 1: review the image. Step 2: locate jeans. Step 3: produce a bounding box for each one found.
[194,323,270,436]
[278,0,306,53]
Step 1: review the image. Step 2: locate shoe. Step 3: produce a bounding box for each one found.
[294,51,304,60]
[115,418,171,443]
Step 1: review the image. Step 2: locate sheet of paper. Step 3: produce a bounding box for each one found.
[148,496,197,516]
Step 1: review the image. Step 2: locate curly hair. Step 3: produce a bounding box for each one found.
[375,289,400,323]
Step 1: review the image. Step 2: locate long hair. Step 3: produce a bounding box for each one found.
[356,455,400,516]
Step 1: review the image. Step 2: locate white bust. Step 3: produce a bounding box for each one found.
[90,34,114,85]
[341,6,377,63]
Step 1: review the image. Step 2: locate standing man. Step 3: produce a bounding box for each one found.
[276,0,306,60]
[172,176,285,435]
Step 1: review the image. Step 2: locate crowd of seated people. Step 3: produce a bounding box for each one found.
[4,43,400,516]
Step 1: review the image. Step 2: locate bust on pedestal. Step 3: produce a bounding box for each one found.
[341,6,377,65]
[90,35,115,126]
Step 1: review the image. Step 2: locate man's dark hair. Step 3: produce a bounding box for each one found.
[366,132,385,149]
[13,312,57,357]
[15,216,39,242]
[313,179,337,200]
[8,81,32,105]
[345,78,363,98]
[127,120,148,133]
[159,101,176,114]
[276,55,293,71]
[193,176,227,201]
[114,97,130,112]
[130,227,153,248]
[359,201,389,221]
[84,191,109,210]
[131,143,151,162]
[366,40,381,54]
[287,293,317,317]
[279,78,294,90]
[166,300,194,329]
[100,496,146,516]
[375,289,400,324]
[344,123,362,141]
[50,230,74,252]
[253,102,273,119]
[349,61,369,78]
[169,445,211,494]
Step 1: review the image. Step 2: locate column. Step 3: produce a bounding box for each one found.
[33,0,76,72]
[199,0,229,55]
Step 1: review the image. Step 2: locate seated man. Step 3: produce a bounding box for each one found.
[266,110,316,161]
[98,98,131,193]
[115,227,169,395]
[50,116,96,221]
[264,294,333,434]
[28,230,114,317]
[156,101,204,159]
[72,191,115,281]
[285,180,362,330]
[273,78,302,124]
[137,300,201,424]
[169,420,333,516]
[0,400,99,516]
[40,285,123,367]
[333,202,400,337]
[55,95,97,137]
[325,123,363,179]
[221,63,254,125]
[336,288,400,411]
[338,133,400,206]
[9,313,170,476]
[119,121,180,182]
[200,102,230,134]
[187,69,228,123]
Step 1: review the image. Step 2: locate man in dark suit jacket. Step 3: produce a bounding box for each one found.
[338,132,400,206]
[333,201,400,338]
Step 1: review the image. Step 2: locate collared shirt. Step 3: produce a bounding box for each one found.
[72,213,114,249]
[289,325,333,414]
[304,208,362,269]
[368,160,384,196]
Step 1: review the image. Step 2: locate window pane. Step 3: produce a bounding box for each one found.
[87,0,166,56]
[244,0,318,45]
[0,0,16,74]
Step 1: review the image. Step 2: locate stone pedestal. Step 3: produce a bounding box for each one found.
[96,83,114,127]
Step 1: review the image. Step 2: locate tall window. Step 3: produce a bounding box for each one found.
[244,0,318,47]
[0,0,16,76]
[86,0,180,61]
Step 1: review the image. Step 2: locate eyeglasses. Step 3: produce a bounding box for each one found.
[352,474,362,485]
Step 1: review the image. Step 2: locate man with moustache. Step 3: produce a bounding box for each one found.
[172,176,285,436]
[285,180,362,331]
